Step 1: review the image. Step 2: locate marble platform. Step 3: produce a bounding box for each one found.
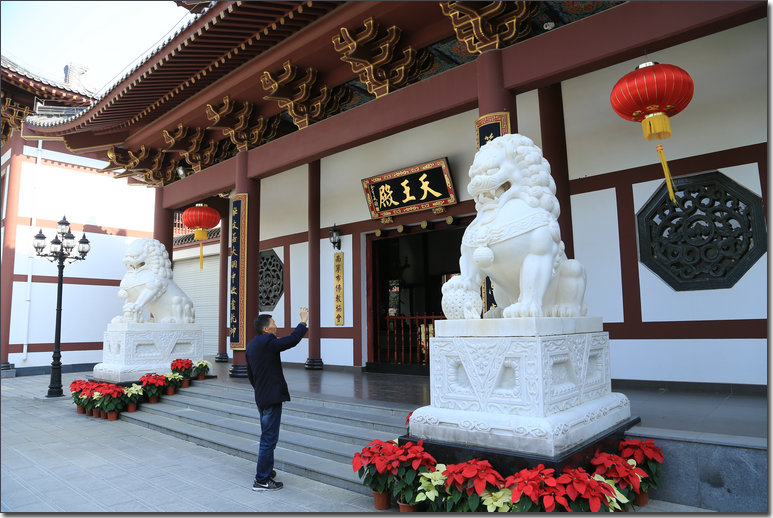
[92,322,204,383]
[409,318,631,458]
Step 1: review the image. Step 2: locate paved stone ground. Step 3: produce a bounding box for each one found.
[1,372,377,513]
[1,372,711,514]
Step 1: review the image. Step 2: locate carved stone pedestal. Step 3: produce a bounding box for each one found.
[93,322,204,383]
[409,318,631,458]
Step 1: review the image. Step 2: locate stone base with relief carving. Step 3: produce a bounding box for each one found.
[93,322,204,383]
[409,317,632,458]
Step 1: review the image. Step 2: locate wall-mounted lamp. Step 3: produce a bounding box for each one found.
[329,223,341,250]
[176,165,187,179]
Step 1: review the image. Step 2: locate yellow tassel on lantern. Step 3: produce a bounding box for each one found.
[642,113,672,140]
[656,144,677,204]
[193,228,207,269]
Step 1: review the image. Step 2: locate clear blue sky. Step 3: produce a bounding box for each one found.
[1,1,194,95]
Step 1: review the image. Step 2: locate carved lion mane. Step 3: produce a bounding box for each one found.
[442,133,587,319]
[112,238,195,324]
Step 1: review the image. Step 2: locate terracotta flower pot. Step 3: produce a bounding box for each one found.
[101,410,107,419]
[76,405,85,414]
[148,394,159,404]
[127,402,138,412]
[92,409,101,418]
[107,411,119,421]
[197,373,206,381]
[398,501,418,512]
[372,490,390,510]
[165,386,176,396]
[634,491,649,507]
[85,408,93,416]
[181,379,190,388]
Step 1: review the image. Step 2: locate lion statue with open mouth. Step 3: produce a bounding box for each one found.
[441,133,587,320]
[112,238,195,324]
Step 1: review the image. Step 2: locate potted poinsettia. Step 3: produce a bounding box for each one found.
[619,439,664,506]
[192,359,211,380]
[98,383,126,420]
[480,487,513,512]
[442,458,505,512]
[123,383,143,412]
[69,379,88,413]
[391,440,437,511]
[504,463,571,512]
[164,372,184,394]
[139,372,166,403]
[352,439,403,509]
[171,358,193,386]
[590,450,648,508]
[414,463,447,512]
[558,465,620,512]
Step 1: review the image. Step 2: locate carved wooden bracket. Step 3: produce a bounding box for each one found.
[261,60,352,129]
[333,17,434,98]
[1,96,31,144]
[184,132,219,173]
[440,1,539,54]
[106,146,179,186]
[205,96,281,151]
[162,123,205,153]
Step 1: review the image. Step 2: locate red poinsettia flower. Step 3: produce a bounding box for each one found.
[443,458,504,496]
[405,412,413,426]
[504,464,570,512]
[171,358,193,372]
[558,466,617,512]
[140,373,167,387]
[396,440,436,471]
[591,451,648,494]
[619,439,664,465]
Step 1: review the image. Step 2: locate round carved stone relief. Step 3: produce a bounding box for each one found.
[637,171,766,291]
[259,250,284,311]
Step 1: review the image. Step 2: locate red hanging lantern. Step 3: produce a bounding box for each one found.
[610,62,694,203]
[181,203,220,269]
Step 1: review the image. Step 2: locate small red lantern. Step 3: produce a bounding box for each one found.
[610,62,694,203]
[181,203,220,269]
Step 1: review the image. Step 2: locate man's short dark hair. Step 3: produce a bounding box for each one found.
[254,314,273,334]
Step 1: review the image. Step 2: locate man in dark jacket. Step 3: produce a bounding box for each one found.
[246,307,308,491]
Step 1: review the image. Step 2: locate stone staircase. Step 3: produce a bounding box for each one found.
[119,382,411,495]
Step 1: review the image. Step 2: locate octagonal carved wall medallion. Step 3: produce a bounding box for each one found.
[637,170,767,291]
[259,250,284,311]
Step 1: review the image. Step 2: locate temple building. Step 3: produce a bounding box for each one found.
[2,1,766,388]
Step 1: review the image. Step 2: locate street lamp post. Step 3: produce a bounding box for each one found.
[33,216,90,397]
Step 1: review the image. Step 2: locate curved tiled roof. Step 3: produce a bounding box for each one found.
[1,55,96,98]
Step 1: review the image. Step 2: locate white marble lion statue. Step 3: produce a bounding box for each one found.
[441,133,587,319]
[111,238,195,324]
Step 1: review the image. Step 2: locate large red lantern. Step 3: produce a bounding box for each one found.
[182,203,220,269]
[610,62,694,203]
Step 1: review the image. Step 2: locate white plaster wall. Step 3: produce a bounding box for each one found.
[570,188,624,323]
[14,224,147,280]
[280,337,309,364]
[319,234,353,328]
[563,19,767,180]
[17,160,156,231]
[289,241,309,325]
[611,339,767,385]
[320,338,354,366]
[260,165,307,240]
[320,110,478,227]
[514,89,541,147]
[632,163,766,322]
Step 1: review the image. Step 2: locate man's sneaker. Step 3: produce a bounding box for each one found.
[252,478,283,491]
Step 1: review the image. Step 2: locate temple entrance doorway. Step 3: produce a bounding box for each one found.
[367,225,464,374]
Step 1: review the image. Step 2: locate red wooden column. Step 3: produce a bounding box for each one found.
[538,83,574,258]
[305,160,323,369]
[0,134,24,374]
[153,187,174,259]
[215,207,230,363]
[477,49,517,131]
[231,151,259,377]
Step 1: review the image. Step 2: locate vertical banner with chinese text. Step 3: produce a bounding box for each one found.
[230,193,248,349]
[333,252,344,326]
[475,112,511,149]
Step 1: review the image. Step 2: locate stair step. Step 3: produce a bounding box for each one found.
[120,410,368,494]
